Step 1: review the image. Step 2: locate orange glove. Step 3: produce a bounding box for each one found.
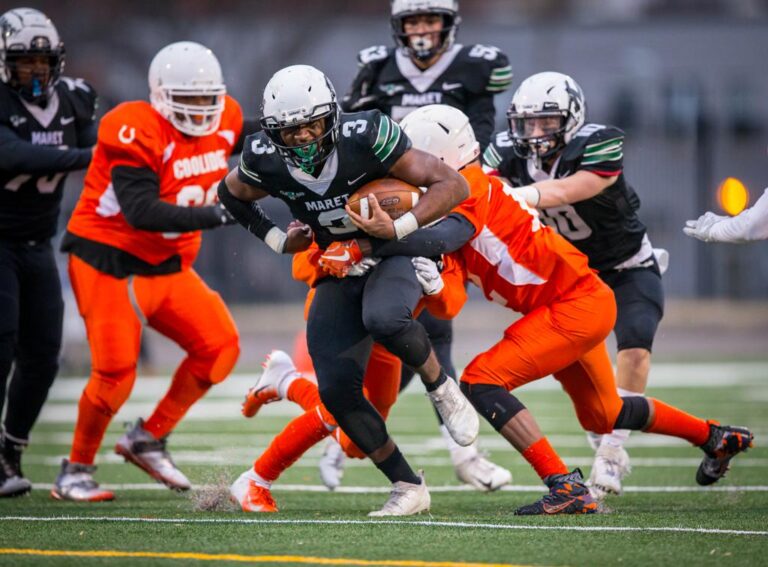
[319,240,364,278]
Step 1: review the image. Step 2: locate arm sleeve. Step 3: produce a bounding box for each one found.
[217,178,277,239]
[112,166,224,232]
[0,124,91,172]
[370,213,475,257]
[465,93,496,151]
[710,188,768,242]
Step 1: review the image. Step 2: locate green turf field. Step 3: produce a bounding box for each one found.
[1,364,767,566]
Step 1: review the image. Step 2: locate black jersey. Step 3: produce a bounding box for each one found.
[341,44,511,149]
[483,123,647,272]
[0,77,97,242]
[238,110,411,250]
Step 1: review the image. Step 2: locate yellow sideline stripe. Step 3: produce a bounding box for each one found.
[0,548,528,567]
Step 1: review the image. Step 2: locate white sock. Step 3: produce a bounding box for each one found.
[601,387,645,449]
[586,431,603,451]
[440,424,478,466]
[247,468,271,489]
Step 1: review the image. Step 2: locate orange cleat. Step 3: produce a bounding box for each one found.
[229,469,278,512]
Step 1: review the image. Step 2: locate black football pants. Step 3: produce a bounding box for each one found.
[307,255,430,456]
[0,240,63,444]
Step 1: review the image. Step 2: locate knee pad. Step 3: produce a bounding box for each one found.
[460,382,526,431]
[187,337,240,385]
[613,396,650,430]
[375,322,432,369]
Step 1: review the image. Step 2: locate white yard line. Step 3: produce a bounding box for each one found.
[2,515,766,537]
[28,482,768,493]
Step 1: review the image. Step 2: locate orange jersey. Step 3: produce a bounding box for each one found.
[453,165,599,314]
[66,96,243,269]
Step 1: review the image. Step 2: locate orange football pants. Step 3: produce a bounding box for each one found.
[462,281,622,434]
[68,255,239,463]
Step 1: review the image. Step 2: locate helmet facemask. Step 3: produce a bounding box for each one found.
[261,103,340,174]
[391,9,459,61]
[507,108,569,163]
[151,86,226,137]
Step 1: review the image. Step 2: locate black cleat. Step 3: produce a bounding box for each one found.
[515,468,598,515]
[696,421,754,486]
[0,437,31,497]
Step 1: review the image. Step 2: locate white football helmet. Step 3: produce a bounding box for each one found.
[0,8,64,104]
[506,71,586,161]
[400,104,479,171]
[391,0,460,61]
[148,41,226,137]
[261,64,340,171]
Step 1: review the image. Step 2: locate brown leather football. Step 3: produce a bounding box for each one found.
[347,178,421,220]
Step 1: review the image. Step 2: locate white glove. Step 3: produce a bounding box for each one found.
[346,257,380,277]
[412,257,444,296]
[683,211,728,242]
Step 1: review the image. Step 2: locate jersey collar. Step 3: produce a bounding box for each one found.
[20,89,60,129]
[395,44,462,94]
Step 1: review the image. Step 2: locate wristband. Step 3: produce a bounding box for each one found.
[393,211,419,240]
[264,226,288,254]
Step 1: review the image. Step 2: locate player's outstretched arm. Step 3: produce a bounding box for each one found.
[218,169,312,253]
[684,188,768,243]
[0,124,92,173]
[512,170,618,209]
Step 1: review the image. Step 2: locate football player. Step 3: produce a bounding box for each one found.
[218,64,477,516]
[0,8,97,497]
[230,254,465,512]
[339,0,513,491]
[685,188,768,242]
[51,42,243,502]
[347,104,754,514]
[483,72,668,499]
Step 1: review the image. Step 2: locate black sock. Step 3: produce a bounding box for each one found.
[425,369,448,392]
[375,446,420,485]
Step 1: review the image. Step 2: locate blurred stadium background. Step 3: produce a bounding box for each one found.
[22,0,768,373]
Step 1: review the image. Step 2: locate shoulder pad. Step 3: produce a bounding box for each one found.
[457,45,512,94]
[357,45,393,66]
[56,77,98,121]
[239,132,276,187]
[345,109,408,164]
[97,102,164,168]
[482,130,516,169]
[565,123,625,169]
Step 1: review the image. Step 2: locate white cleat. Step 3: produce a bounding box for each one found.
[229,469,278,512]
[454,455,512,492]
[588,444,631,500]
[427,378,478,447]
[369,471,430,517]
[114,419,191,491]
[50,459,114,502]
[318,438,346,490]
[242,350,301,418]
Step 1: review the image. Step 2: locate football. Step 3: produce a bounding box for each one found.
[347,178,421,220]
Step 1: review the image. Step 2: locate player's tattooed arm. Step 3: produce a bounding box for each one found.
[218,169,312,253]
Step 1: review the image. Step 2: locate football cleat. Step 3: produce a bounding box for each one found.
[318,438,346,490]
[454,454,512,492]
[427,378,479,447]
[50,459,114,502]
[515,468,598,516]
[242,350,300,418]
[369,471,430,517]
[114,419,191,491]
[0,438,31,497]
[587,444,631,500]
[696,421,754,486]
[229,469,278,512]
